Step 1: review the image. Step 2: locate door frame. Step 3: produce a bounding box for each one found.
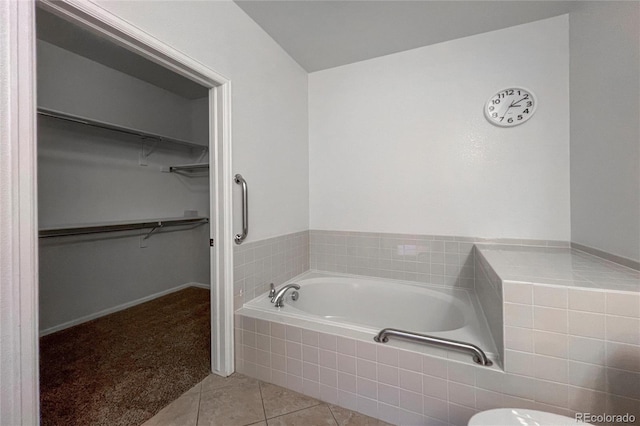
[0,0,235,423]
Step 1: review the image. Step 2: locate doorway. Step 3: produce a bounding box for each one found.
[4,0,234,423]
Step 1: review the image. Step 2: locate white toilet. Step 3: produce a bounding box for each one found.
[469,408,582,426]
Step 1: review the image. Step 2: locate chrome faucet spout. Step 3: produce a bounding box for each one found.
[272,283,301,308]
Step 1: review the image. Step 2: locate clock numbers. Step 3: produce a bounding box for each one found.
[484,87,536,127]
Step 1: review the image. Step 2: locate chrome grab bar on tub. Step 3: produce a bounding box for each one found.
[374,328,493,366]
[234,174,248,244]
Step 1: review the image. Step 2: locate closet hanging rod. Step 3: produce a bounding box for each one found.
[39,217,209,239]
[37,107,208,150]
[169,163,210,173]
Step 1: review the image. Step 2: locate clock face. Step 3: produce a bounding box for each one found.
[484,88,536,127]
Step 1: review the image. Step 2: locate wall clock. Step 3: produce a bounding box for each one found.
[484,87,536,127]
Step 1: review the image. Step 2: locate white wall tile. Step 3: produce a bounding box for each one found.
[423,395,449,422]
[567,336,605,365]
[337,354,356,374]
[423,355,448,379]
[606,292,640,318]
[398,350,422,373]
[356,358,377,380]
[423,374,448,400]
[569,289,605,313]
[568,386,607,413]
[377,346,399,367]
[534,306,567,333]
[378,364,399,386]
[606,341,640,372]
[318,333,337,351]
[534,330,568,358]
[356,341,377,361]
[534,355,568,383]
[319,384,338,405]
[606,315,640,345]
[302,345,319,364]
[285,341,302,360]
[399,368,423,393]
[505,303,533,328]
[606,368,640,400]
[337,337,356,356]
[356,377,378,399]
[448,382,476,408]
[568,310,605,339]
[505,350,535,377]
[399,389,423,414]
[319,366,337,387]
[534,285,568,308]
[338,372,357,393]
[378,383,400,406]
[286,357,302,376]
[534,380,568,408]
[567,360,606,391]
[505,326,534,352]
[448,403,478,426]
[504,282,533,304]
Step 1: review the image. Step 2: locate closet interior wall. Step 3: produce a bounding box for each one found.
[37,38,211,335]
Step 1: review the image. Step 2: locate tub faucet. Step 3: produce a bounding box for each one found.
[272,283,300,308]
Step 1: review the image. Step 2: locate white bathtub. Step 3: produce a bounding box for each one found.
[239,271,498,361]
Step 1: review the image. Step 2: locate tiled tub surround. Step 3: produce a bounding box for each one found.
[474,249,504,367]
[233,231,309,310]
[235,242,640,425]
[309,230,569,289]
[477,245,640,423]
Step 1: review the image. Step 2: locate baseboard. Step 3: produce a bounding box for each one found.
[40,282,211,337]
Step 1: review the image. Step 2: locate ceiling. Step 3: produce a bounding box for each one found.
[36,8,209,99]
[234,0,577,72]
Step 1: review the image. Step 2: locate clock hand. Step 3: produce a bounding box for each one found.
[500,101,515,119]
[509,96,527,108]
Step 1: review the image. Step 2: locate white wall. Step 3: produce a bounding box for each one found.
[38,40,206,145]
[309,16,570,241]
[569,2,640,263]
[95,0,310,242]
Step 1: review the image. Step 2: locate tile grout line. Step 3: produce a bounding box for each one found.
[264,402,325,421]
[195,386,203,426]
[257,381,268,424]
[326,404,341,426]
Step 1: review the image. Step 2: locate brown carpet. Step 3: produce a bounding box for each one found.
[40,286,211,426]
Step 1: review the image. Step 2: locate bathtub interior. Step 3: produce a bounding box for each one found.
[240,271,500,364]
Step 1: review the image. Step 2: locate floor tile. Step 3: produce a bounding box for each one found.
[197,380,265,426]
[184,382,203,395]
[141,392,200,426]
[201,372,258,393]
[329,404,393,426]
[260,382,322,418]
[267,404,338,426]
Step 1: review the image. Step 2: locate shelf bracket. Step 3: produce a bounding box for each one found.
[143,222,163,240]
[196,147,208,163]
[139,138,160,166]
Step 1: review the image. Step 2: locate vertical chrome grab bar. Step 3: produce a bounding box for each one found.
[374,328,493,366]
[234,174,248,244]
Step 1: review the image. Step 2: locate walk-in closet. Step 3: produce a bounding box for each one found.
[36,9,214,425]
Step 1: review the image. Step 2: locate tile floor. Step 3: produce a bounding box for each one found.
[143,373,392,426]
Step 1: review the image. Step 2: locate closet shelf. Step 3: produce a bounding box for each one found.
[37,107,208,151]
[39,216,209,239]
